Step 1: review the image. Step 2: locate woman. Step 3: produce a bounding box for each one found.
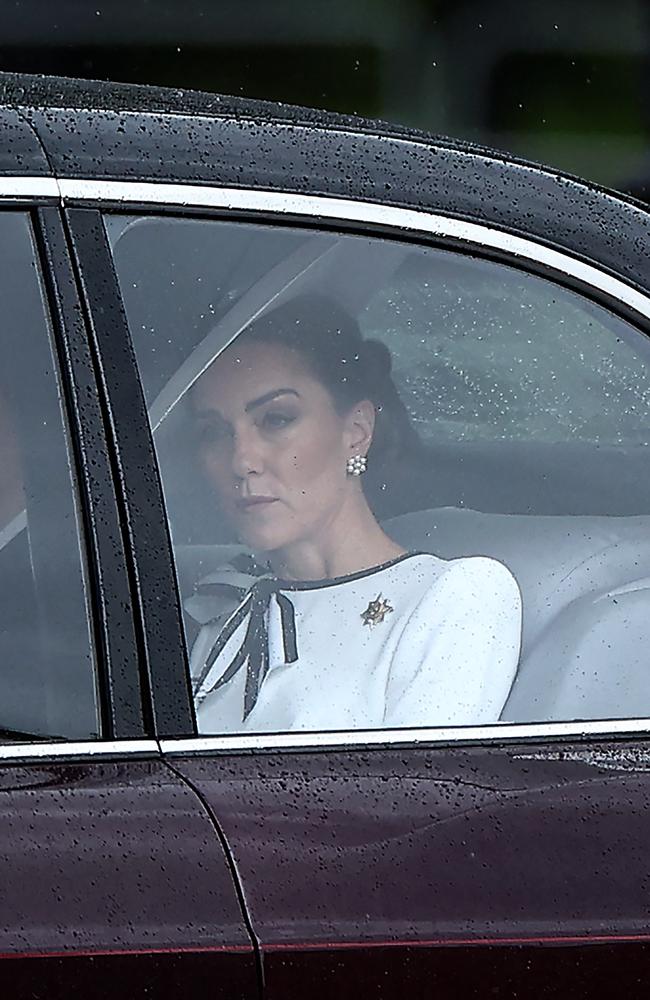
[187,295,522,733]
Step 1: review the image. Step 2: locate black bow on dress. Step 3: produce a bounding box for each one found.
[194,577,299,720]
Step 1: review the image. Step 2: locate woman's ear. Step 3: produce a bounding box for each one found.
[344,399,376,456]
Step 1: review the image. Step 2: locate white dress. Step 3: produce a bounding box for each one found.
[189,552,522,734]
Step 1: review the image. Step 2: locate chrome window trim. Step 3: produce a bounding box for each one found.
[0,739,159,763]
[0,176,647,318]
[0,177,59,199]
[56,178,650,321]
[160,718,650,755]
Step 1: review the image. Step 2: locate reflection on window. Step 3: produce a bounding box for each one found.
[106,214,650,735]
[363,255,650,447]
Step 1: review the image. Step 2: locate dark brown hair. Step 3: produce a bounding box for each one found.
[236,294,426,516]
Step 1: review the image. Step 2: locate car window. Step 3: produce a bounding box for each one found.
[105,213,650,734]
[363,253,650,448]
[0,212,98,741]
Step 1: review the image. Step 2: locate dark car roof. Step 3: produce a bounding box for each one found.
[0,71,545,156]
[1,72,649,292]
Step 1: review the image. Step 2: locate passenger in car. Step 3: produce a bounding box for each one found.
[186,296,522,733]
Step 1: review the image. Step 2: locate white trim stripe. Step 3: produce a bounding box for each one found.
[55,179,650,321]
[0,176,646,319]
[0,176,58,198]
[0,739,158,762]
[160,718,650,755]
[0,177,646,320]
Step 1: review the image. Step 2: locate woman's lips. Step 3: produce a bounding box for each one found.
[235,496,278,512]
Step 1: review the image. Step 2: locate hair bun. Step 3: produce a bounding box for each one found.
[362,339,393,379]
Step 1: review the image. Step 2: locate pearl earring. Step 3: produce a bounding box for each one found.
[346,454,367,476]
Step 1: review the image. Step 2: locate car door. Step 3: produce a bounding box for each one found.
[0,187,259,998]
[65,175,650,1000]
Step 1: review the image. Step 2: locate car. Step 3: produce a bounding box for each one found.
[1,71,650,999]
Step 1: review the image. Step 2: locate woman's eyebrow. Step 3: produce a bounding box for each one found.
[192,405,228,420]
[245,388,300,412]
[192,388,300,419]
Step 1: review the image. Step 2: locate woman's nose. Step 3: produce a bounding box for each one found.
[231,426,264,479]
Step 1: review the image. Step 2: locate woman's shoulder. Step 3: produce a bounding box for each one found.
[436,551,517,578]
[411,552,522,615]
[392,551,520,603]
[390,550,515,580]
[345,550,517,606]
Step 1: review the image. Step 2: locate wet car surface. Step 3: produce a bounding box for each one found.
[1,72,650,999]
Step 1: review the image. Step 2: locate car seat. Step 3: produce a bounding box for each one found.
[386,507,650,722]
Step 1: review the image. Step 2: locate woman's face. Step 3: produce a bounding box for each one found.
[192,339,374,555]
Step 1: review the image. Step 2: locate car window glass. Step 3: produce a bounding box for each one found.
[106,213,650,735]
[364,253,650,449]
[0,212,99,742]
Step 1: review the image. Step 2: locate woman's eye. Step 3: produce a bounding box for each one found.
[261,410,295,430]
[196,421,231,444]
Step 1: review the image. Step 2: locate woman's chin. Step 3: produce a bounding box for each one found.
[234,520,289,553]
[229,504,307,555]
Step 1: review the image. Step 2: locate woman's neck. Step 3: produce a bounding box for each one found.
[268,490,405,582]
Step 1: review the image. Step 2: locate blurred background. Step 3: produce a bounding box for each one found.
[0,0,648,200]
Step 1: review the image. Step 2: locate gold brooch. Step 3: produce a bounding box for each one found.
[361,594,394,627]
